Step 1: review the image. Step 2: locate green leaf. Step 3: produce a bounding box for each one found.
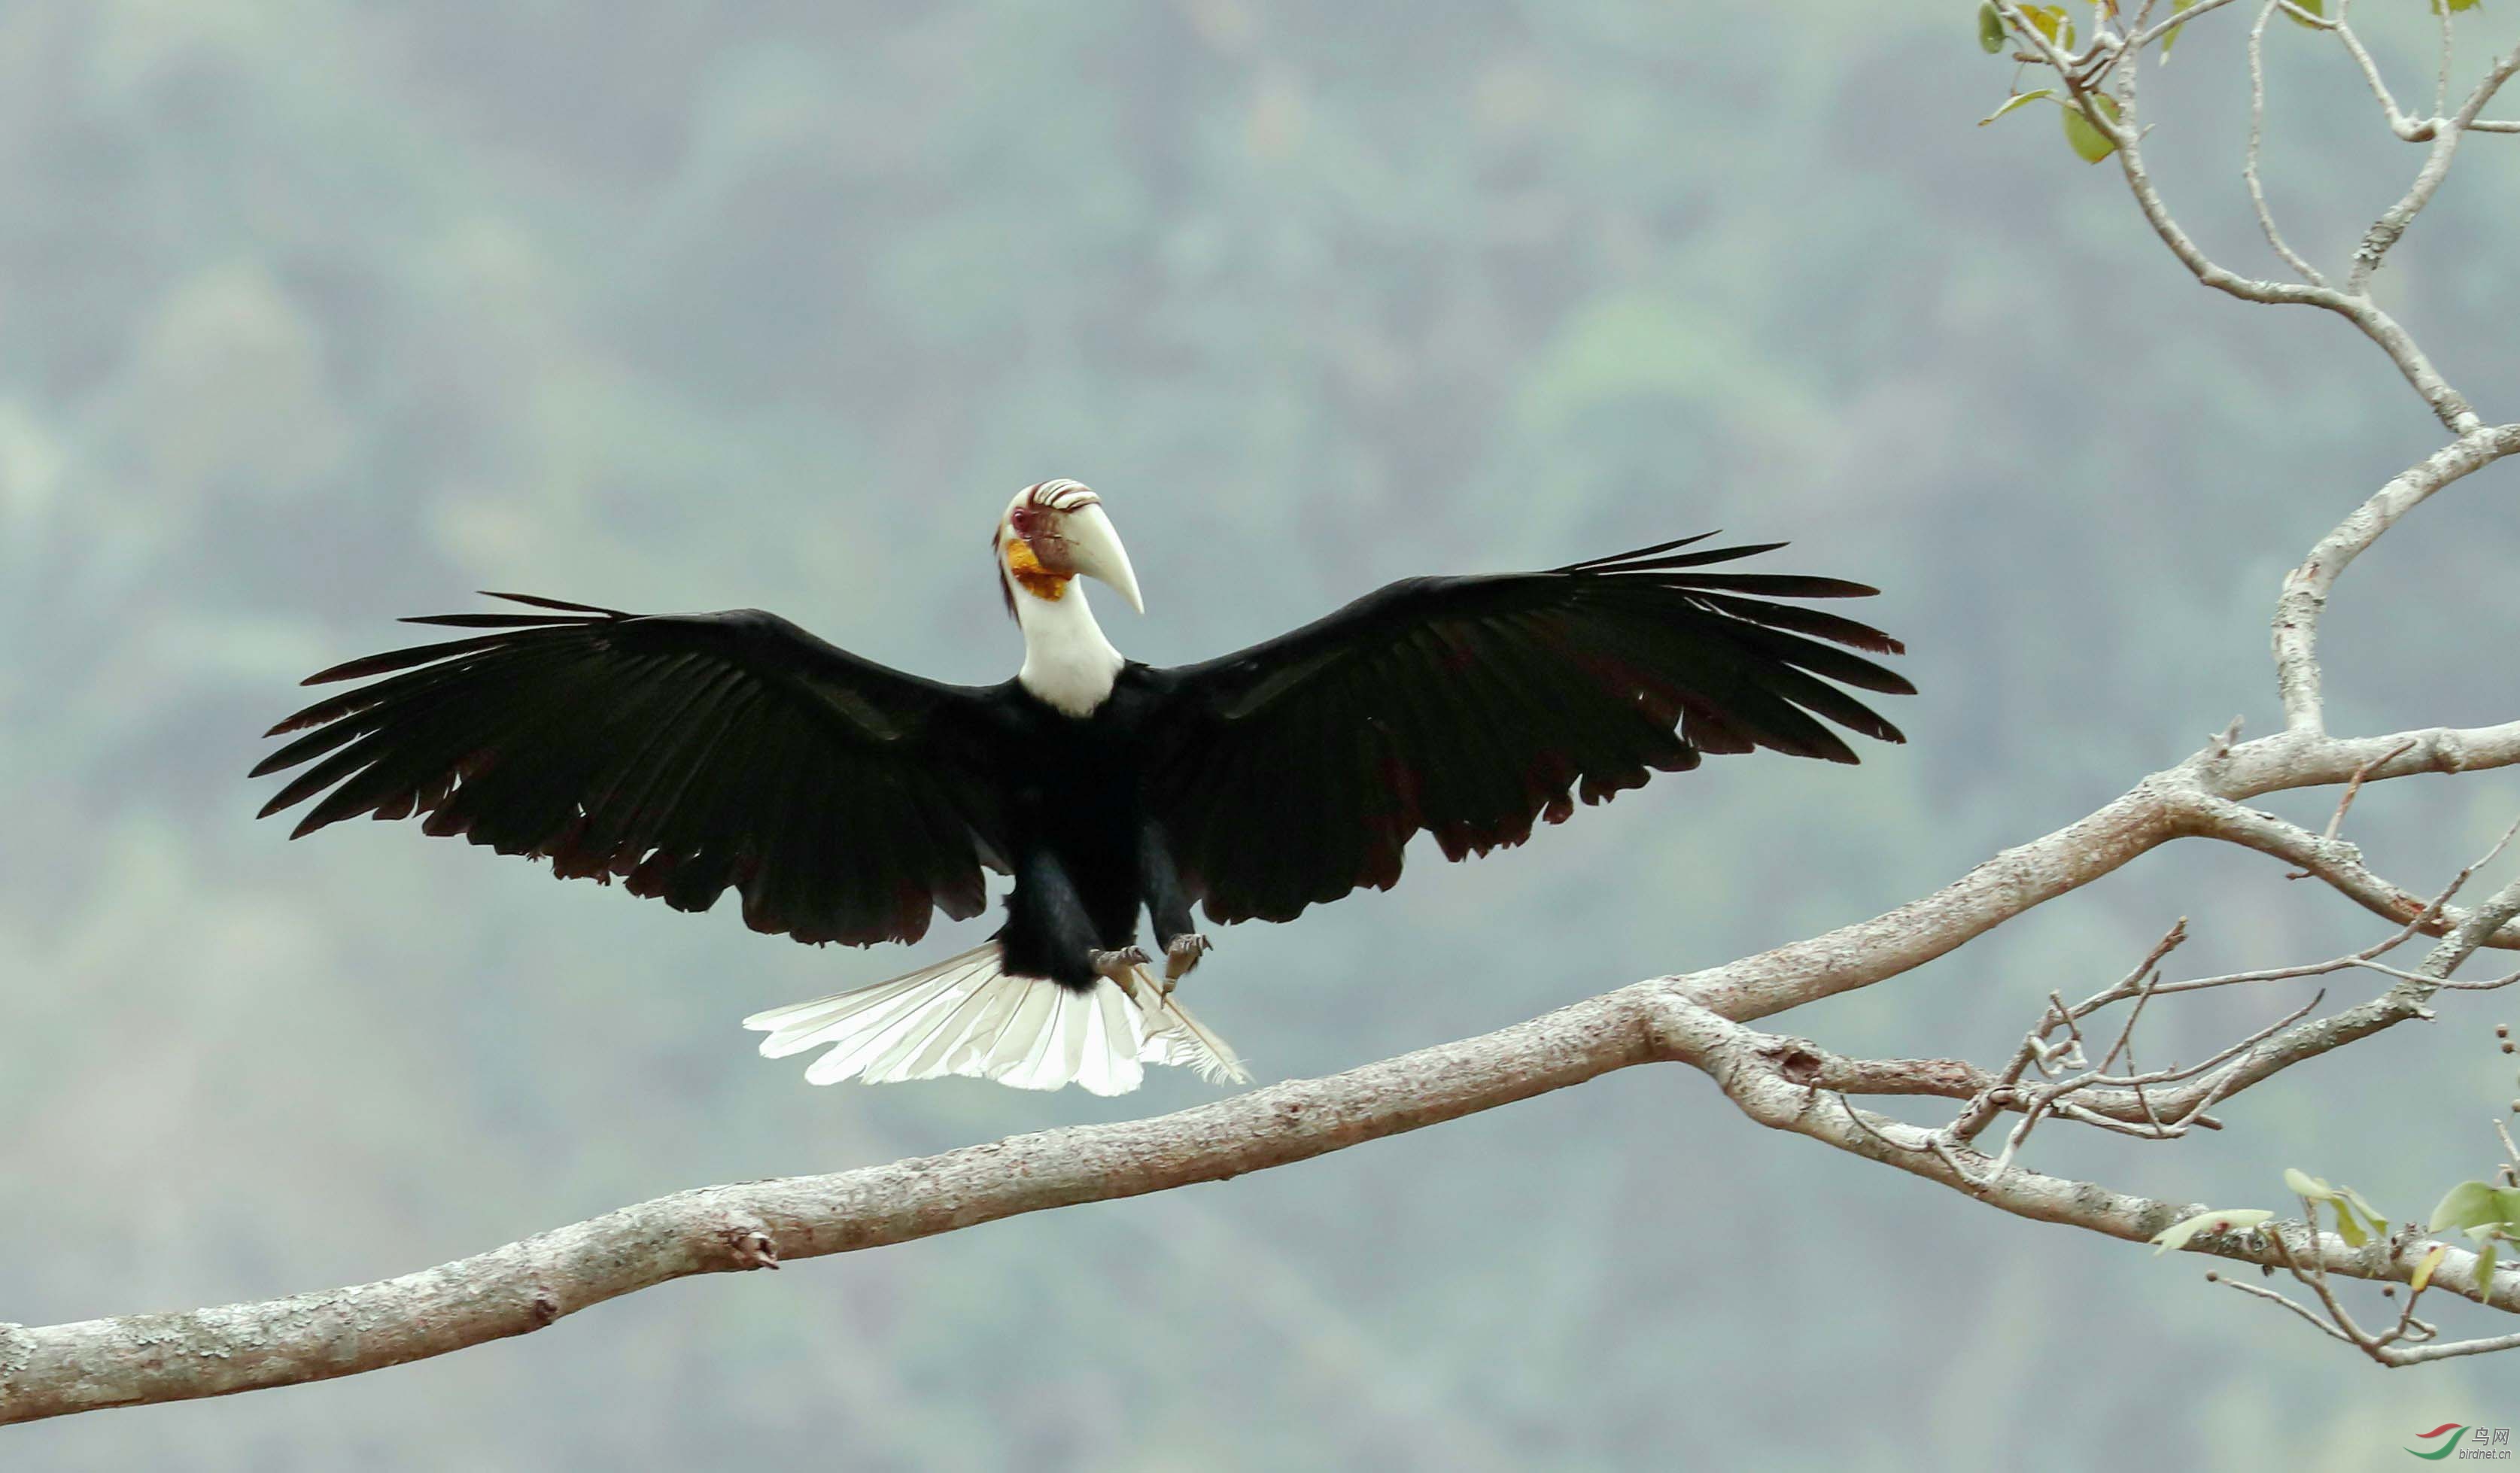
[2286,1170,2390,1244]
[2430,1180,2520,1233]
[2449,0,2483,12]
[2152,1208,2275,1255]
[2411,1242,2449,1294]
[2020,5,2073,48]
[2284,0,2326,27]
[2062,93,2122,164]
[2433,1180,2496,1231]
[2340,1186,2390,1238]
[1980,2,2008,52]
[2479,1241,2500,1295]
[2163,0,2195,59]
[1979,89,2056,126]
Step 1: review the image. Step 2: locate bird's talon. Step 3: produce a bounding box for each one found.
[1090,946,1149,981]
[1164,932,1212,984]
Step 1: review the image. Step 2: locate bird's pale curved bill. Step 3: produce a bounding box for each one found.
[1065,503,1144,615]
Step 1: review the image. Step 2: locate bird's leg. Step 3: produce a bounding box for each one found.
[1090,946,1149,982]
[1136,817,1216,995]
[1008,849,1123,991]
[1162,933,1211,989]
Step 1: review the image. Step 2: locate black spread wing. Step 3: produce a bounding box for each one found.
[1142,536,1912,925]
[253,594,1004,946]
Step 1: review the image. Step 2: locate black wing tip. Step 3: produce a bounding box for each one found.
[299,651,421,686]
[1829,710,1908,753]
[1585,540,1798,576]
[1756,721,1901,766]
[381,592,625,629]
[480,590,630,618]
[285,808,345,840]
[251,783,324,828]
[1560,539,1898,602]
[399,612,592,629]
[1819,636,1912,676]
[1555,532,1723,573]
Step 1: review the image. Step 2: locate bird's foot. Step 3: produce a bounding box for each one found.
[1089,946,1150,983]
[1163,933,1213,989]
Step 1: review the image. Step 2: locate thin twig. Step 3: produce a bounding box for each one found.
[2329,16,2415,138]
[2286,736,2417,874]
[2351,42,2520,294]
[2245,2,2329,284]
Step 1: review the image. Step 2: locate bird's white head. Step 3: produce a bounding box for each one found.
[994,480,1141,717]
[993,479,1144,617]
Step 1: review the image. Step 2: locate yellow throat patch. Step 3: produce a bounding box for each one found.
[1003,536,1072,601]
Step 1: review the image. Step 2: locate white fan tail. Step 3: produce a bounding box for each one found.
[743,943,1246,1096]
[1117,964,1252,1086]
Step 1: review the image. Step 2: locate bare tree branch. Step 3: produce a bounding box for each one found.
[2214,1210,2520,1366]
[0,998,1663,1425]
[2348,40,2520,293]
[2181,784,2520,946]
[2247,1,2329,285]
[13,673,2520,1421]
[1993,0,2497,432]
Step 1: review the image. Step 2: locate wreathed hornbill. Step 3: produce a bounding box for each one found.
[254,481,1911,1095]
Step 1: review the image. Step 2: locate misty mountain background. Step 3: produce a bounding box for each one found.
[5,2,2519,1467]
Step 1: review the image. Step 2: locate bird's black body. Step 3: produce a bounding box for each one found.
[254,530,1915,1025]
[986,670,1196,989]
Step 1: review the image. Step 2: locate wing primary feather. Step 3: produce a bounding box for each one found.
[1464,615,1588,818]
[263,638,588,736]
[260,740,391,825]
[478,591,631,616]
[597,662,751,835]
[1693,593,1909,661]
[1585,541,1789,572]
[1395,626,1497,862]
[736,718,815,937]
[1718,621,1917,696]
[1645,572,1880,597]
[637,684,767,858]
[398,651,622,846]
[1550,532,1722,572]
[299,632,534,686]
[398,612,601,629]
[1426,621,1554,848]
[1144,529,1908,925]
[251,706,393,778]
